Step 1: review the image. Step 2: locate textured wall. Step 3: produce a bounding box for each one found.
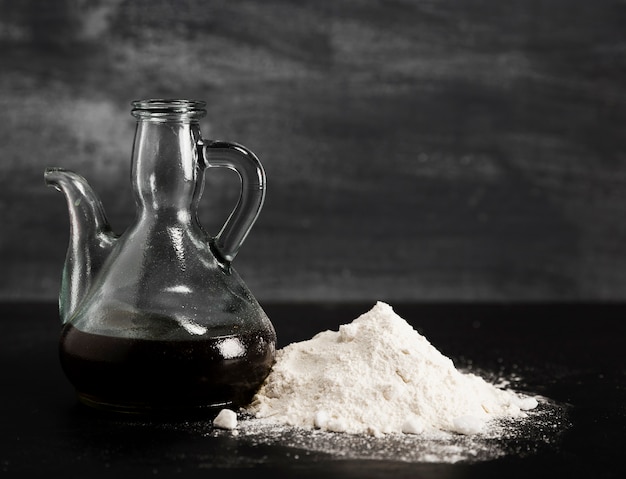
[1,0,625,302]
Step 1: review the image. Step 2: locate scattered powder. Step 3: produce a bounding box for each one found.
[244,301,539,437]
[227,401,569,464]
[161,400,570,466]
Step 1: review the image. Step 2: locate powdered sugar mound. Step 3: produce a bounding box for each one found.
[245,301,538,436]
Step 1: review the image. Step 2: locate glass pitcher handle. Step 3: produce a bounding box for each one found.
[200,140,266,264]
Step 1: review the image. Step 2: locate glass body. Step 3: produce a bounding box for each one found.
[45,99,276,414]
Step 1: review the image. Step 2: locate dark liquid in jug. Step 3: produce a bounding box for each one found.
[59,323,276,415]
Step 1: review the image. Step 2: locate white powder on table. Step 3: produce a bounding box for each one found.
[244,301,538,437]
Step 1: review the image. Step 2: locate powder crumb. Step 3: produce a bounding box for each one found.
[213,409,238,430]
[452,416,486,435]
[402,416,425,435]
[517,396,539,410]
[314,410,329,428]
[245,301,539,436]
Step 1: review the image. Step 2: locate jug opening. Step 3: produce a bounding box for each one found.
[131,99,207,121]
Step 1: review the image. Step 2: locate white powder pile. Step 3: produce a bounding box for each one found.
[245,301,538,437]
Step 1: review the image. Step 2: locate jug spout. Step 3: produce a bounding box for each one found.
[44,168,118,323]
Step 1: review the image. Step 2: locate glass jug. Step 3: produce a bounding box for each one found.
[44,99,276,415]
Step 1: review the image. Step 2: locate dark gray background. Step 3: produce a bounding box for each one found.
[1,0,625,303]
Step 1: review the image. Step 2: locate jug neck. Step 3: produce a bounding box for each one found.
[130,99,207,214]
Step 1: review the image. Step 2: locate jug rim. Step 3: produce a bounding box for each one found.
[131,99,207,120]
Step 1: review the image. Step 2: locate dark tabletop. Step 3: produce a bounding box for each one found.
[1,301,625,478]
